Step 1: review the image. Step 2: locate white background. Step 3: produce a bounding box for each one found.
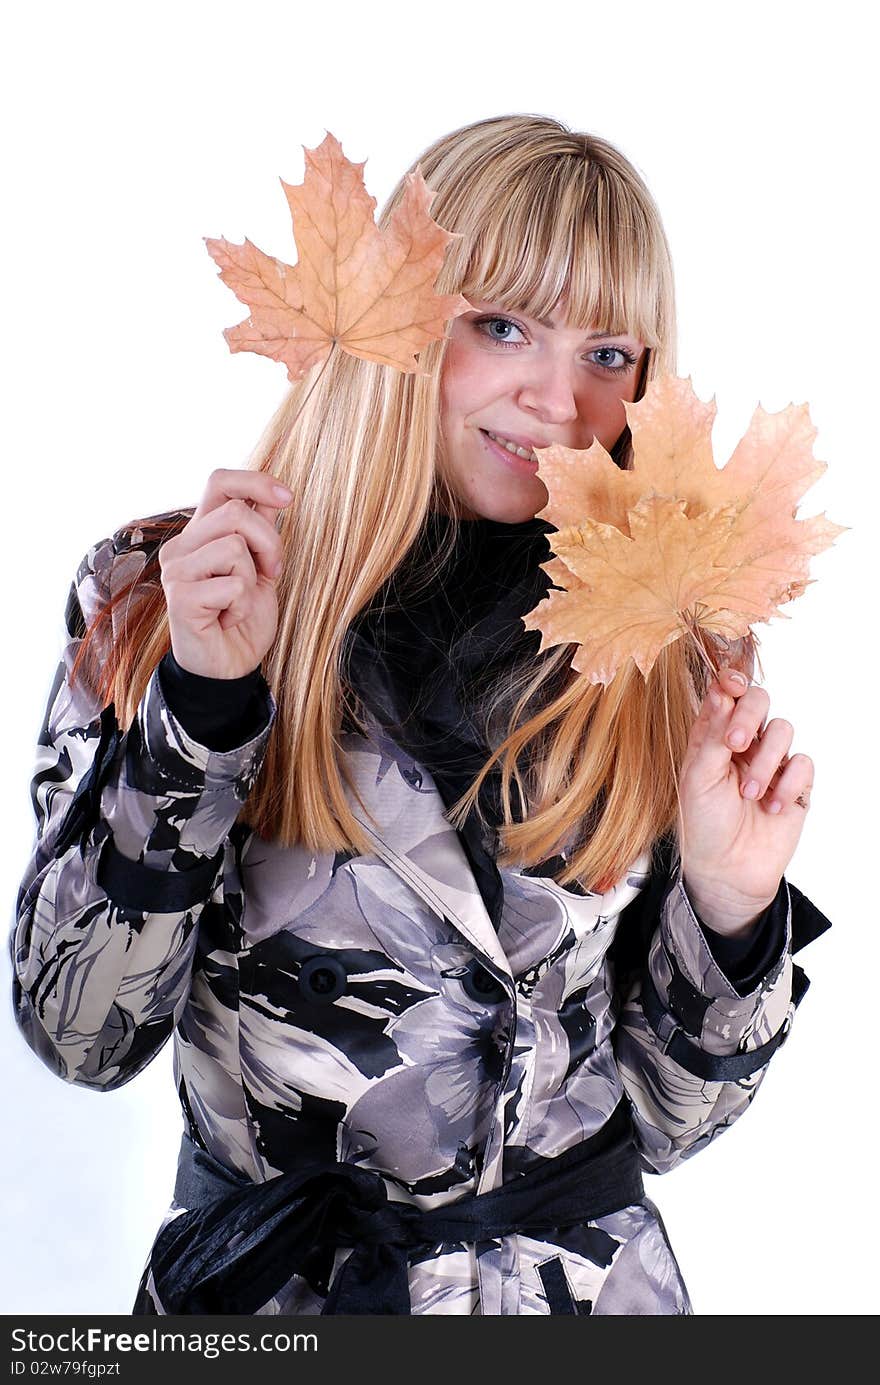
[2,0,874,1316]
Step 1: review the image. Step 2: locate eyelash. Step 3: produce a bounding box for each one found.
[472,315,640,374]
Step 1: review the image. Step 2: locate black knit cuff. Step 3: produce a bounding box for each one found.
[699,877,789,996]
[158,650,270,752]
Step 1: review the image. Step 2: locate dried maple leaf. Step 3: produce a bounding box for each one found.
[205,132,471,379]
[523,375,847,686]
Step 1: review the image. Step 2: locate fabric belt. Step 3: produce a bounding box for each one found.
[143,1098,643,1315]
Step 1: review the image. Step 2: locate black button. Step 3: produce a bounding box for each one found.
[299,955,348,1004]
[461,960,506,1005]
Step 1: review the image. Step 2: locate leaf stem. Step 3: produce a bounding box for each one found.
[678,607,763,692]
[262,344,339,531]
[284,342,339,437]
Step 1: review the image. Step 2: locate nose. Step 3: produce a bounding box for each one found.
[516,358,579,425]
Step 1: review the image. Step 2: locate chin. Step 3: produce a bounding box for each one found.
[468,492,546,524]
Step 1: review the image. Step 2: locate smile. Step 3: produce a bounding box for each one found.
[482,430,538,461]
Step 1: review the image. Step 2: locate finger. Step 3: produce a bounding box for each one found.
[684,678,729,760]
[175,498,284,581]
[174,573,251,629]
[192,468,293,530]
[683,680,743,784]
[736,718,795,800]
[723,684,771,754]
[171,533,258,587]
[765,755,815,814]
[165,537,257,629]
[717,666,752,700]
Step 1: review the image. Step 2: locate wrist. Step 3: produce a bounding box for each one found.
[682,873,776,939]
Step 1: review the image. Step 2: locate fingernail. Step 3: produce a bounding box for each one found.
[273,484,293,501]
[726,670,748,687]
[743,779,760,799]
[768,800,783,814]
[729,729,747,748]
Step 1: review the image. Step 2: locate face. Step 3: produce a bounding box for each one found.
[437,299,648,523]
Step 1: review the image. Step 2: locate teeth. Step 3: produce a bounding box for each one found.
[486,430,536,461]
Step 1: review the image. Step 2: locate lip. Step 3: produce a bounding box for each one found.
[479,428,540,473]
[480,427,551,452]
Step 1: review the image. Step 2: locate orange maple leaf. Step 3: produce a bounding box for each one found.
[205,132,471,379]
[523,375,847,686]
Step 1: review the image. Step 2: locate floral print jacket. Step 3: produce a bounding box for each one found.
[10,512,829,1316]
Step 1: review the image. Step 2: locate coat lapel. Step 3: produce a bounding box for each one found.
[340,722,514,979]
[337,515,557,981]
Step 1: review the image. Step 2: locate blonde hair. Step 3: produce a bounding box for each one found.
[77,113,745,893]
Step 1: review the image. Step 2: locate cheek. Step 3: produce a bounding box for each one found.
[439,340,497,423]
[569,395,625,459]
[590,392,630,446]
[438,355,464,428]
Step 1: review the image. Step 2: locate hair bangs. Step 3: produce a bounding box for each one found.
[456,156,664,350]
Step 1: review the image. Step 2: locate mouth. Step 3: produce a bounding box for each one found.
[479,429,539,464]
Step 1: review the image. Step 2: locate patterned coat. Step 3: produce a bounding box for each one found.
[10,514,826,1316]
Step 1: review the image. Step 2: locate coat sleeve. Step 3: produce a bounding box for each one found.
[610,841,828,1176]
[9,530,276,1091]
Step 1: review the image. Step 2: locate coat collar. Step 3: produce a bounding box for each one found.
[339,510,559,977]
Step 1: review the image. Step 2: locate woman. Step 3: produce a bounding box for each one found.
[10,114,829,1315]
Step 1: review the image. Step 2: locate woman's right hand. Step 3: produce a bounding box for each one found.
[159,469,293,680]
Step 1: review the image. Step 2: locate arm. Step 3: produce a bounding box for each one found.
[611,851,799,1174]
[612,853,792,1168]
[10,531,276,1091]
[610,664,829,1172]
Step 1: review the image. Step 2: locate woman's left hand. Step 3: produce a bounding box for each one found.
[678,665,815,936]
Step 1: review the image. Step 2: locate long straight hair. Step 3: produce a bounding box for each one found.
[73,114,744,892]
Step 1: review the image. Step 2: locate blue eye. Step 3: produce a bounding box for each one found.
[473,316,639,374]
[474,315,525,345]
[590,346,639,375]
